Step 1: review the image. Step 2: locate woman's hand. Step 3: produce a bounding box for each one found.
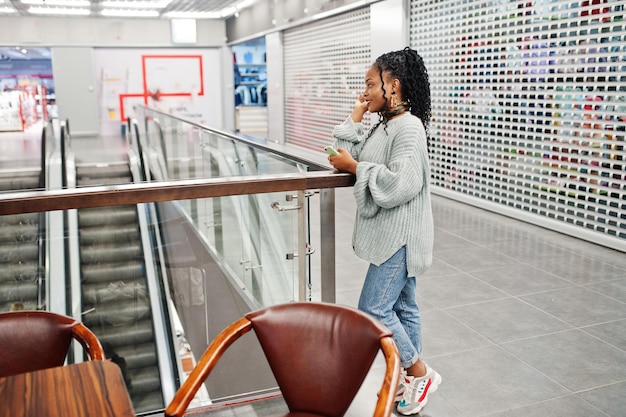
[351,94,369,123]
[328,148,358,175]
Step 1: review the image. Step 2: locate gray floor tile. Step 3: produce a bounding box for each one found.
[415,393,465,417]
[578,381,626,417]
[520,286,626,327]
[448,224,531,247]
[502,329,626,392]
[335,288,362,307]
[429,346,569,417]
[420,310,492,358]
[469,264,573,296]
[484,238,577,262]
[484,395,609,417]
[581,319,626,351]
[447,297,572,343]
[433,229,476,252]
[414,291,438,313]
[421,256,463,278]
[553,240,626,270]
[586,278,626,303]
[416,272,509,309]
[531,255,626,285]
[436,245,522,273]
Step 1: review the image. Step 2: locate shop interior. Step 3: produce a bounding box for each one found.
[0,47,55,133]
[232,37,268,137]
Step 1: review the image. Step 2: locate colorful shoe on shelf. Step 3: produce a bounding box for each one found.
[396,363,441,415]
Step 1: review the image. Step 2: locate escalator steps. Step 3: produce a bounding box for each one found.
[76,162,163,413]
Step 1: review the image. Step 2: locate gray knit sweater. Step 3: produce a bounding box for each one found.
[332,113,434,277]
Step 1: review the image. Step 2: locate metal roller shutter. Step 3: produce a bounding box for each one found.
[410,0,625,249]
[283,7,372,151]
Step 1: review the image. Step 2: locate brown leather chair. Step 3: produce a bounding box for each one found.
[165,301,401,417]
[0,310,105,378]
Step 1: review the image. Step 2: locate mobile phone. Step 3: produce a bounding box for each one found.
[324,146,339,156]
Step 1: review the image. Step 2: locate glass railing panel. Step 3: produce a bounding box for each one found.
[139,106,315,182]
[0,212,45,312]
[153,196,295,404]
[186,192,299,308]
[142,116,205,182]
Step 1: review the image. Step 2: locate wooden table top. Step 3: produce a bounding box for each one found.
[0,360,135,417]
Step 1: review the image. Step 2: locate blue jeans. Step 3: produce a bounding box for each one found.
[358,246,421,368]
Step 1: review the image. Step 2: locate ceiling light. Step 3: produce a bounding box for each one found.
[163,11,221,19]
[236,0,259,10]
[220,6,237,17]
[100,8,160,17]
[0,6,17,13]
[21,0,90,6]
[28,6,90,15]
[100,0,172,9]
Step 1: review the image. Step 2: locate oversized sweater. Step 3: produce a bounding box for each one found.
[332,113,434,277]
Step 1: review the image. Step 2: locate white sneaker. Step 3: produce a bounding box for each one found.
[396,364,442,415]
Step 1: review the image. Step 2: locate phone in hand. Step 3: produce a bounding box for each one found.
[324,146,339,156]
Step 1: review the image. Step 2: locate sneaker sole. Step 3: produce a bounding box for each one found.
[397,372,442,415]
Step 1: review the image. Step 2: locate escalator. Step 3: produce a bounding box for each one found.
[0,168,44,313]
[74,161,166,413]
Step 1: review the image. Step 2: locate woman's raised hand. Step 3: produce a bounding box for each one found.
[351,94,369,123]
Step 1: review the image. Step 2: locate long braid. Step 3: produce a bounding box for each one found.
[372,47,432,148]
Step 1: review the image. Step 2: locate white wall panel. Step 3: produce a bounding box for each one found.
[51,47,99,136]
[266,32,285,143]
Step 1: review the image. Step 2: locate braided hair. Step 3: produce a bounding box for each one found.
[370,47,432,145]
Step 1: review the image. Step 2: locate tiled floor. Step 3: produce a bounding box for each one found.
[0,123,43,169]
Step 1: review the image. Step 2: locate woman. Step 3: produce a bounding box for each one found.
[328,47,440,415]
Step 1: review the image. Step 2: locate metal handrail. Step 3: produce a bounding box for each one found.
[0,171,354,216]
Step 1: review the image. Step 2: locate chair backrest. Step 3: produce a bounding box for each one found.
[0,310,105,378]
[165,301,400,417]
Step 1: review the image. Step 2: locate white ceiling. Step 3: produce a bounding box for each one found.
[0,0,247,19]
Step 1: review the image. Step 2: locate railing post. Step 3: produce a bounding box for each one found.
[297,189,307,301]
[319,188,335,303]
